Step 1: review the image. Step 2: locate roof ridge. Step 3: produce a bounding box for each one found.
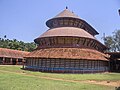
[0,48,29,53]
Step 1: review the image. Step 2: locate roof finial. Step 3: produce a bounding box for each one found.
[118,9,120,15]
[66,6,68,9]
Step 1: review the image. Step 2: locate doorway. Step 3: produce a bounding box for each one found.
[12,59,17,65]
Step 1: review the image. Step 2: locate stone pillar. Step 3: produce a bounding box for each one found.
[10,58,13,65]
[22,59,25,69]
[16,58,18,65]
[2,57,5,64]
[22,59,25,65]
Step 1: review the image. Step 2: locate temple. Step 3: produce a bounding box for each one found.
[25,8,109,73]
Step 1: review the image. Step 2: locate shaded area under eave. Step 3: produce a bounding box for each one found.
[25,48,109,61]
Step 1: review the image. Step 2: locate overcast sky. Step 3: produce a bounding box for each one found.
[0,0,120,43]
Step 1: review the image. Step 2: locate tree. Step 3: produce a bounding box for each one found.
[4,35,7,39]
[0,37,37,52]
[103,30,120,52]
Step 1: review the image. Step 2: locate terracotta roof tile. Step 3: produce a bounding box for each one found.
[54,8,80,19]
[39,27,96,39]
[0,48,29,59]
[26,48,108,61]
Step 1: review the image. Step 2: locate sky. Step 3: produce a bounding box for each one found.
[0,0,120,43]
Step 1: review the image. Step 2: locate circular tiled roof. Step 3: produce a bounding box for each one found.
[25,48,108,61]
[39,27,95,39]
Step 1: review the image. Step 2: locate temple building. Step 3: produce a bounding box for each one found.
[0,48,29,65]
[25,8,109,73]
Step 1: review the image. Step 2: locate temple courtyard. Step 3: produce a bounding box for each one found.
[0,65,120,90]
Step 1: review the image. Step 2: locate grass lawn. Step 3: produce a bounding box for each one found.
[0,65,119,90]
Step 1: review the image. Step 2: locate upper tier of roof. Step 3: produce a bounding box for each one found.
[39,27,96,39]
[46,8,99,36]
[0,48,29,58]
[54,8,80,19]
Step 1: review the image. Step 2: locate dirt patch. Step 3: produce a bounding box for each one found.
[39,76,120,87]
[83,80,120,87]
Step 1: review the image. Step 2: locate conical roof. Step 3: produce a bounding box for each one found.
[54,8,80,19]
[46,8,99,36]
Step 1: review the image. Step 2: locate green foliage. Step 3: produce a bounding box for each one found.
[103,29,120,52]
[0,37,37,52]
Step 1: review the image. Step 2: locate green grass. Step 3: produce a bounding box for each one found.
[0,65,120,81]
[0,65,119,90]
[0,71,114,90]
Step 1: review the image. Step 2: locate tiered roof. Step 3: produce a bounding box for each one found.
[46,8,99,36]
[27,8,108,61]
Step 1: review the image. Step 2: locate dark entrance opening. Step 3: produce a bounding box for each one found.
[18,59,23,65]
[108,52,120,72]
[0,57,3,64]
[12,59,17,65]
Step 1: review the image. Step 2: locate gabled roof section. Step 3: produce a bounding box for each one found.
[54,8,80,19]
[0,48,29,58]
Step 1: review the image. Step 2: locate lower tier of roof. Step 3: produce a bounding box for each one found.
[25,48,109,61]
